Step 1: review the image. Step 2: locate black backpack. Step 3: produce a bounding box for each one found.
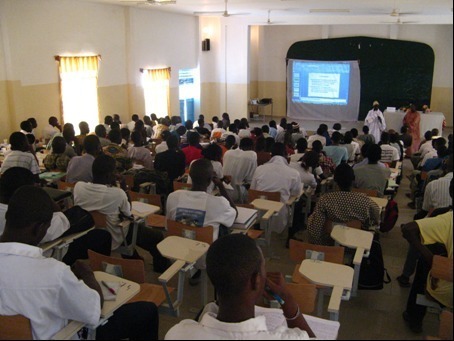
[358,233,391,290]
[124,169,171,195]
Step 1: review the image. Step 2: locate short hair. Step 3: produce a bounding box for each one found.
[189,159,213,187]
[228,124,238,134]
[83,135,101,155]
[269,120,277,128]
[132,114,139,121]
[363,126,370,134]
[104,115,113,125]
[0,167,35,204]
[48,116,58,125]
[188,131,200,146]
[265,137,275,152]
[380,132,390,144]
[301,151,319,170]
[202,143,222,162]
[312,140,323,153]
[185,120,194,130]
[9,132,28,151]
[225,135,236,149]
[212,116,219,123]
[27,118,37,128]
[95,124,107,138]
[334,163,355,189]
[92,154,116,179]
[360,143,370,157]
[239,138,254,151]
[424,130,433,141]
[350,128,359,138]
[262,125,270,134]
[280,118,287,127]
[271,142,286,158]
[161,130,172,142]
[176,126,187,137]
[108,129,122,145]
[166,135,179,150]
[343,131,353,144]
[331,131,343,143]
[131,131,144,146]
[431,128,439,137]
[296,138,308,153]
[120,128,130,140]
[79,121,89,134]
[207,234,262,297]
[333,123,342,131]
[110,122,120,131]
[63,125,75,142]
[368,144,382,163]
[51,136,67,154]
[5,186,53,229]
[316,127,324,136]
[20,120,32,132]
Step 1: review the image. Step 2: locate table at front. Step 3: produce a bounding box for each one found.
[157,236,210,316]
[331,225,374,297]
[52,271,140,340]
[384,110,445,138]
[299,259,354,321]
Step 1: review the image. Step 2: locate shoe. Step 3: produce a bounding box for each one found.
[402,311,423,333]
[397,275,411,288]
[189,269,201,286]
[407,202,416,209]
[121,249,145,262]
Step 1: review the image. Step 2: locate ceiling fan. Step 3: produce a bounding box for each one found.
[120,0,176,6]
[381,14,419,24]
[194,0,250,17]
[265,10,286,25]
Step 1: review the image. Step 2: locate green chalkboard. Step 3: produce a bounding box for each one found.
[287,36,435,120]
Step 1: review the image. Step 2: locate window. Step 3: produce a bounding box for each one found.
[142,67,171,118]
[179,68,199,123]
[55,55,100,131]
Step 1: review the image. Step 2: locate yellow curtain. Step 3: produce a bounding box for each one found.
[145,67,171,81]
[56,55,100,74]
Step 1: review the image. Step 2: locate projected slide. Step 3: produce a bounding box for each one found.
[287,59,361,122]
[292,62,350,105]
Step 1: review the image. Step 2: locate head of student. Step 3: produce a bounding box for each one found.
[0,167,35,204]
[207,234,264,303]
[301,151,319,171]
[189,158,214,191]
[92,154,117,186]
[166,135,180,151]
[83,135,102,156]
[331,132,343,145]
[334,163,355,191]
[20,120,33,133]
[225,135,236,150]
[202,143,222,162]
[27,117,38,129]
[363,125,370,135]
[271,142,287,159]
[312,140,323,153]
[104,115,113,125]
[108,129,122,145]
[380,131,390,144]
[49,116,59,127]
[1,186,53,246]
[367,144,382,165]
[79,121,90,135]
[51,136,67,154]
[239,137,254,152]
[188,131,201,147]
[95,124,107,138]
[132,114,139,122]
[131,131,144,147]
[9,132,29,152]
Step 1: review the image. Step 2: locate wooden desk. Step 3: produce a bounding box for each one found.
[299,259,354,321]
[369,197,388,211]
[40,228,95,261]
[331,225,374,296]
[251,199,285,252]
[52,271,140,340]
[42,187,72,202]
[157,236,210,317]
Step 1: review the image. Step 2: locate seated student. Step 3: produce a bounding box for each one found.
[0,132,40,182]
[308,163,381,246]
[103,129,132,172]
[74,154,169,273]
[323,132,348,167]
[165,234,315,340]
[268,120,278,139]
[62,124,78,158]
[95,124,110,147]
[358,125,375,145]
[420,138,449,172]
[211,121,226,141]
[154,134,186,191]
[251,143,303,234]
[223,138,258,203]
[342,131,360,163]
[401,184,452,334]
[127,131,153,169]
[312,140,336,177]
[0,186,159,340]
[379,131,400,167]
[75,121,90,149]
[411,130,435,169]
[155,130,171,155]
[42,116,62,144]
[0,167,111,266]
[120,127,131,149]
[182,131,204,167]
[66,135,102,184]
[307,127,327,148]
[353,144,391,197]
[167,158,237,243]
[255,136,272,167]
[289,151,318,190]
[399,125,413,155]
[350,128,364,149]
[43,136,71,172]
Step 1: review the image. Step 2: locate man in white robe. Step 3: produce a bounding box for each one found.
[365,101,386,143]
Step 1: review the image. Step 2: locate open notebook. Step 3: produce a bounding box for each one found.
[232,207,258,230]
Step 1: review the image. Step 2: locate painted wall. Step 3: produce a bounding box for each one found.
[253,24,453,126]
[0,0,198,140]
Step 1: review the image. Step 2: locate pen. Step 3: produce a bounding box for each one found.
[101,281,116,295]
[266,287,285,306]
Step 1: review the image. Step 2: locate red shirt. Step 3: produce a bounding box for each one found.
[182,145,203,166]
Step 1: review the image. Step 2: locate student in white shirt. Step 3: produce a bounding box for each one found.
[165,234,314,340]
[379,132,400,166]
[42,116,61,143]
[251,143,303,234]
[74,154,170,273]
[223,138,258,203]
[0,186,159,340]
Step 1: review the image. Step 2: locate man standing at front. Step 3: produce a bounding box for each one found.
[365,101,386,144]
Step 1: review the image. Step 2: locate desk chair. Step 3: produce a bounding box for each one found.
[173,181,192,191]
[289,239,345,317]
[352,188,379,197]
[87,250,173,310]
[124,174,135,191]
[285,283,317,315]
[159,219,213,316]
[129,191,166,230]
[0,315,32,340]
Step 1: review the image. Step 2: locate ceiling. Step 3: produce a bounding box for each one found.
[80,0,453,25]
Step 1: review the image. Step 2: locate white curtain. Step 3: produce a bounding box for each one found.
[143,67,171,118]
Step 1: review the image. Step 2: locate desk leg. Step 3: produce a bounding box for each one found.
[128,219,141,256]
[352,263,360,297]
[201,269,208,307]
